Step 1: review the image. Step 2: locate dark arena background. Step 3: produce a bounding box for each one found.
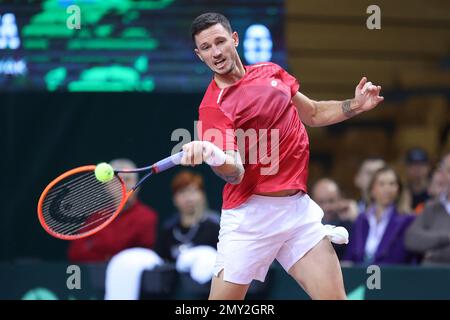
[1,0,450,306]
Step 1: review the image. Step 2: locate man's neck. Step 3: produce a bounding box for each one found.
[214,57,245,89]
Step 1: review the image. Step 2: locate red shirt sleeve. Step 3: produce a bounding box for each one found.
[278,68,300,97]
[198,106,238,151]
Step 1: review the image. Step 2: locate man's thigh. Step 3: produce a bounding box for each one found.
[288,238,346,300]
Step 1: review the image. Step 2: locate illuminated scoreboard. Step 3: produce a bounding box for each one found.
[0,0,286,92]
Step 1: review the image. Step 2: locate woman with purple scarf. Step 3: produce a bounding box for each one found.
[343,166,417,265]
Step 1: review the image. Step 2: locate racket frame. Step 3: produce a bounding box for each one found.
[37,151,183,240]
[37,165,129,240]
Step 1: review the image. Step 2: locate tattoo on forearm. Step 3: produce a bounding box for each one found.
[213,166,244,184]
[342,99,356,118]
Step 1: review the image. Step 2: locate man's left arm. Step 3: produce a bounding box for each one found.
[292,77,384,127]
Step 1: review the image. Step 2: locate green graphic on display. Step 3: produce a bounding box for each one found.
[21,0,174,91]
[22,287,59,300]
[0,0,286,91]
[68,65,154,91]
[45,66,67,91]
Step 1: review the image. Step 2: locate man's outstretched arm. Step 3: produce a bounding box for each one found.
[181,141,245,185]
[210,150,244,184]
[292,77,384,127]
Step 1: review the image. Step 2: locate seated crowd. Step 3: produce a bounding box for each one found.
[67,147,450,298]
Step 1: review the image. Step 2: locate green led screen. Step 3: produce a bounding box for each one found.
[0,0,286,92]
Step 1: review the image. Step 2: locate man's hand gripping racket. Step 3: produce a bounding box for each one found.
[180,141,226,167]
[37,144,225,240]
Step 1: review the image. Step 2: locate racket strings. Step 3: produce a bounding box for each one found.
[42,184,123,235]
[42,181,123,219]
[43,172,94,196]
[42,186,123,223]
[43,196,120,230]
[55,206,117,235]
[41,171,125,236]
[41,172,117,203]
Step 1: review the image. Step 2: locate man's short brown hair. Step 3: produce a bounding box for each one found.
[190,12,232,44]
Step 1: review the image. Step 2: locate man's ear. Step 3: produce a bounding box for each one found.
[232,31,239,47]
[194,48,204,62]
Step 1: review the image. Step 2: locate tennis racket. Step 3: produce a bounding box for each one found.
[37,151,183,240]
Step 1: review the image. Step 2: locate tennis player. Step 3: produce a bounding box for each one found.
[180,12,384,300]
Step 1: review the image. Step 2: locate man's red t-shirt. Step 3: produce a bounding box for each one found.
[198,62,310,209]
[67,199,158,263]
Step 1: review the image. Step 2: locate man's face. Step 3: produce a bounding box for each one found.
[406,162,430,183]
[119,173,138,191]
[428,169,445,198]
[116,172,138,205]
[312,181,341,221]
[194,23,239,75]
[441,155,450,195]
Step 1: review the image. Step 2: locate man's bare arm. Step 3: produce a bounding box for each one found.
[181,141,244,184]
[292,77,384,127]
[211,150,245,184]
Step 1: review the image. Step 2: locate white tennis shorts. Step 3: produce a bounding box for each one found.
[214,192,327,284]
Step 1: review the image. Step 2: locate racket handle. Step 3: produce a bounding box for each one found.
[152,151,183,173]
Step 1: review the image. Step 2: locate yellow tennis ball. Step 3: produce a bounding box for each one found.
[95,162,114,183]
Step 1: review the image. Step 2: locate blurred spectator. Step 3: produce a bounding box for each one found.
[354,157,386,213]
[154,170,220,263]
[428,167,445,199]
[68,159,158,263]
[104,170,220,300]
[404,152,450,265]
[414,167,445,214]
[343,166,417,265]
[311,178,357,259]
[404,147,431,211]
